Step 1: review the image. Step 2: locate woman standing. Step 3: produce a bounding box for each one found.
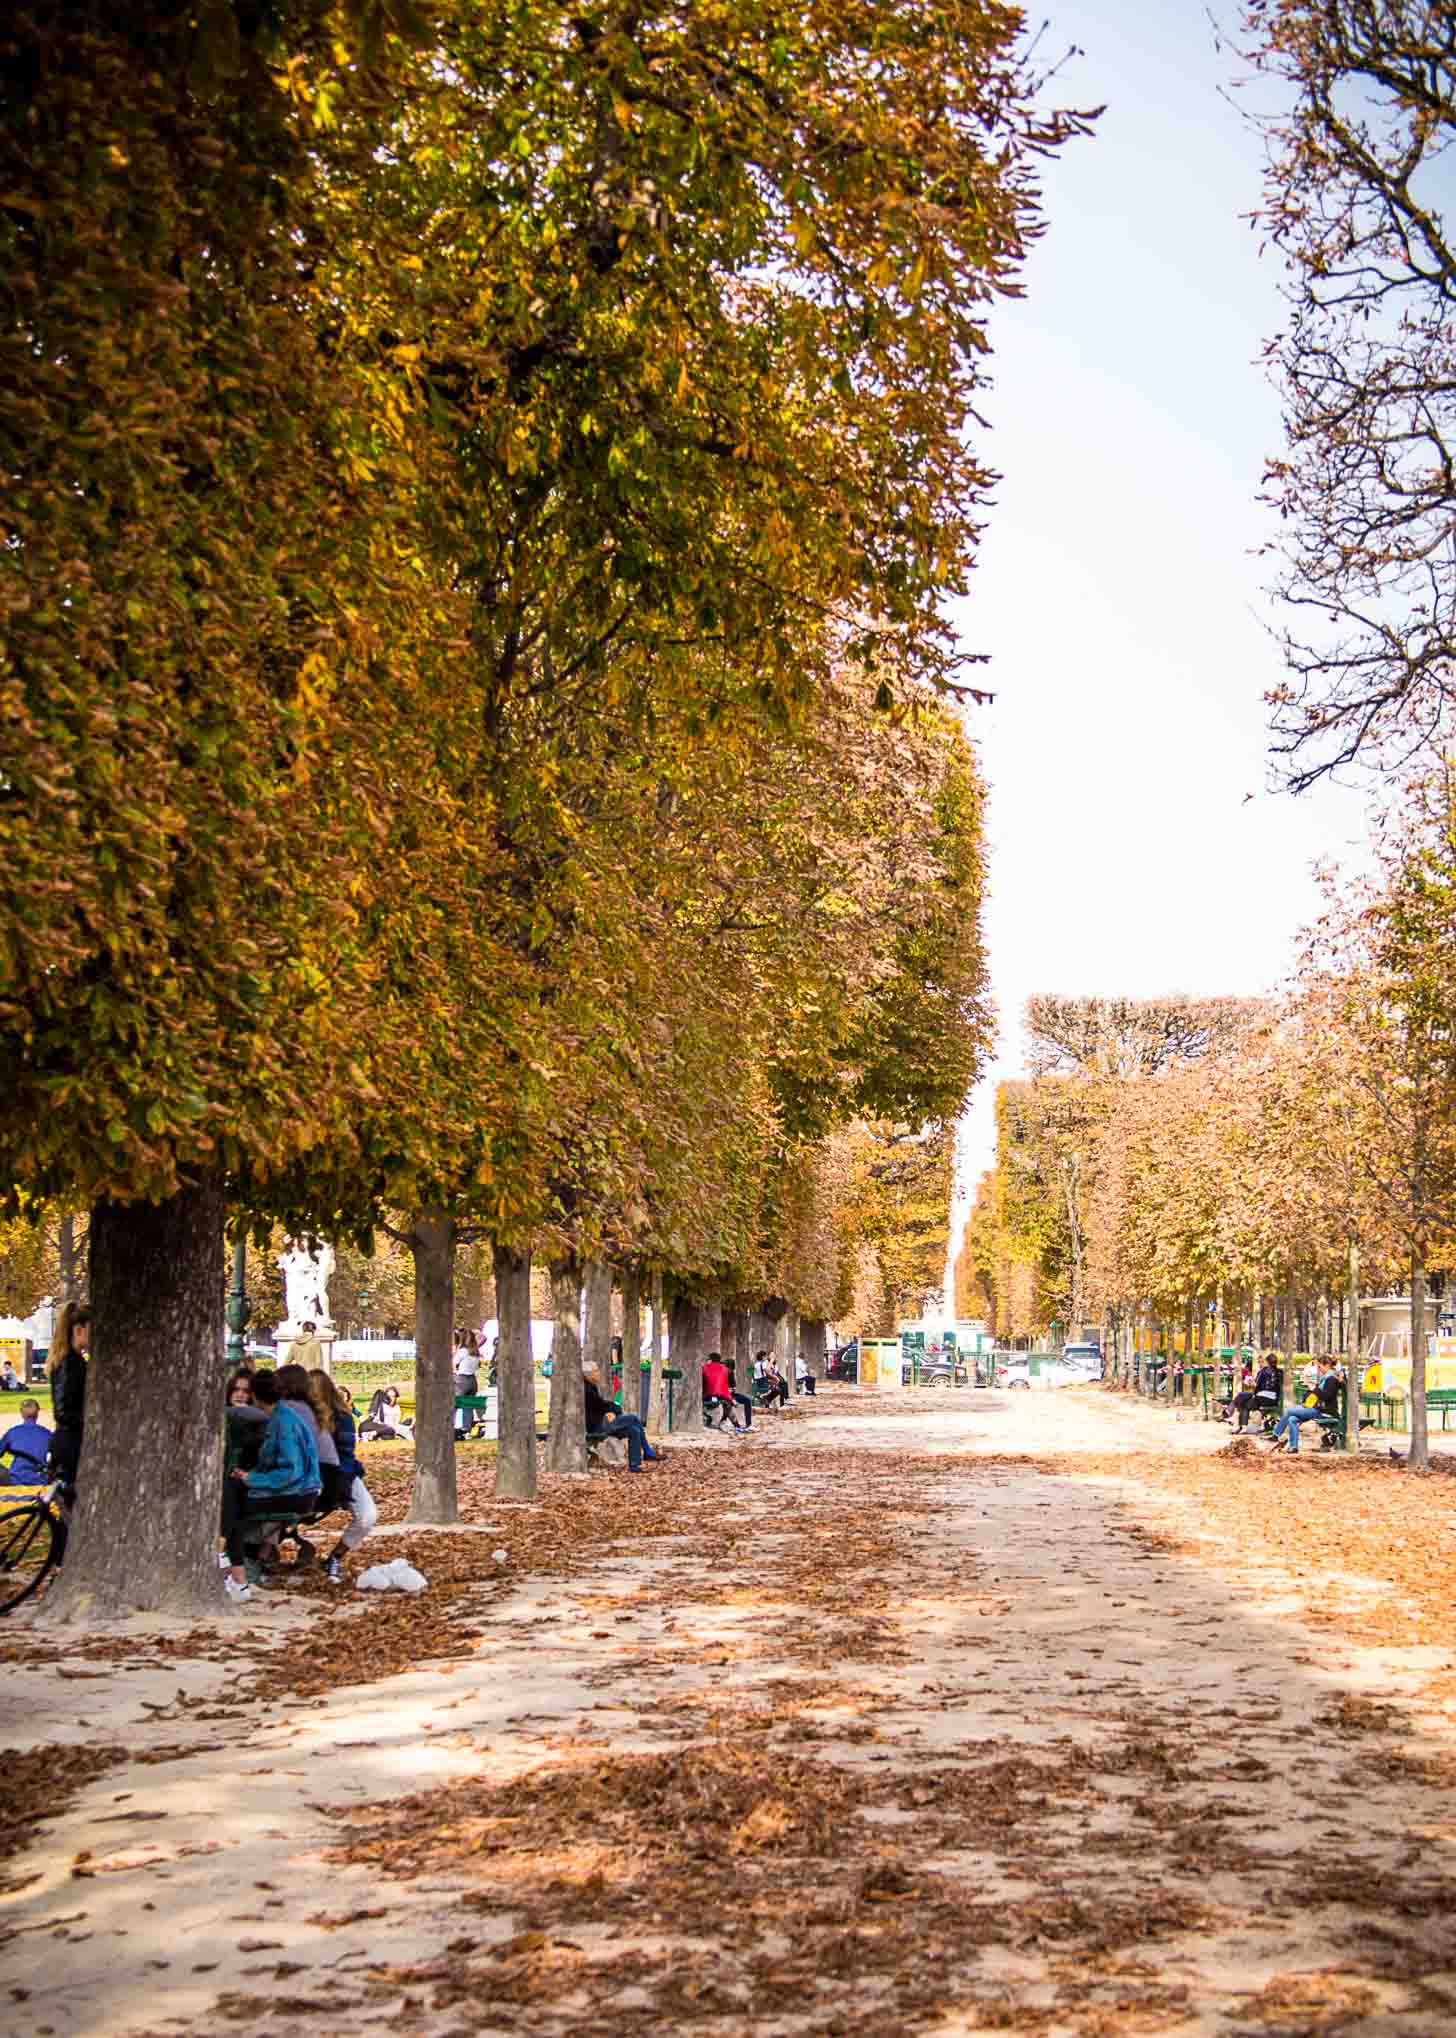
[452,1329,481,1397]
[47,1301,91,1490]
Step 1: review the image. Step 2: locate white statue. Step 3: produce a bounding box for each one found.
[279,1239,335,1329]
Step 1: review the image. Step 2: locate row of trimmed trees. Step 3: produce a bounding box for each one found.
[3,2,1087,1613]
[961,767,1456,1470]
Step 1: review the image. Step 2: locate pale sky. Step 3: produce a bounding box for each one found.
[944,0,1374,1264]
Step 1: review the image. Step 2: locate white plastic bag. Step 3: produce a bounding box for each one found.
[356,1556,428,1593]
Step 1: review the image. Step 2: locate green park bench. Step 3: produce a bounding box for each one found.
[453,1393,492,1438]
[1426,1389,1456,1431]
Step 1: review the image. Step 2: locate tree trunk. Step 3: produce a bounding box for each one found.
[547,1253,586,1473]
[407,1211,458,1525]
[780,1309,800,1395]
[581,1257,613,1399]
[493,1242,537,1500]
[701,1296,723,1366]
[42,1169,227,1622]
[622,1265,644,1419]
[801,1317,826,1385]
[645,1271,667,1435]
[1345,1241,1361,1453]
[56,1212,79,1304]
[668,1291,704,1433]
[1410,1244,1430,1472]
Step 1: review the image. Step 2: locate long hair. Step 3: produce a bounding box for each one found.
[307,1367,338,1431]
[48,1302,91,1377]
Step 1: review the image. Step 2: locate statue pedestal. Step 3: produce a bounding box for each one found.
[274,1322,339,1375]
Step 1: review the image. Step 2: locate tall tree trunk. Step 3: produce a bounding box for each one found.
[645,1271,667,1435]
[42,1169,226,1622]
[547,1253,586,1473]
[493,1243,537,1500]
[581,1258,613,1398]
[780,1309,799,1395]
[800,1317,826,1385]
[407,1211,458,1525]
[621,1265,644,1419]
[701,1297,723,1370]
[669,1291,704,1432]
[56,1212,79,1304]
[719,1308,742,1396]
[1410,1243,1430,1472]
[1345,1241,1361,1453]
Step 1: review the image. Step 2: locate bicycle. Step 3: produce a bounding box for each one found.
[0,1478,67,1614]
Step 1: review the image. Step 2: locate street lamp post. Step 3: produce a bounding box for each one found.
[226,1236,252,1369]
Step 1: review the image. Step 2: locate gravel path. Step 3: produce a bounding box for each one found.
[4,1385,1454,2036]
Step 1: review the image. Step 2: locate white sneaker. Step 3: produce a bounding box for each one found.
[224,1575,251,1603]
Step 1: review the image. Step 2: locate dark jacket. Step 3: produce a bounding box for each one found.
[583,1378,615,1432]
[51,1351,87,1436]
[332,1405,362,1491]
[1314,1371,1342,1417]
[1253,1364,1280,1402]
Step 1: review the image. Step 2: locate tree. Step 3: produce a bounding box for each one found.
[3,0,1072,1604]
[3,3,466,1617]
[1294,768,1456,1468]
[1025,995,1264,1079]
[1242,1,1456,787]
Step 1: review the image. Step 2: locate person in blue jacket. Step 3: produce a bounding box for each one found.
[220,1367,319,1602]
[0,1399,52,1484]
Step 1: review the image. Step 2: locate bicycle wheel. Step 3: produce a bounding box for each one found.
[0,1499,59,1615]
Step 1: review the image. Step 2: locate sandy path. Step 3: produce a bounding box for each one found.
[4,1387,1456,2036]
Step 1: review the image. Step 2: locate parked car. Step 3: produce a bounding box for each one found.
[827,1339,859,1381]
[1060,1342,1102,1376]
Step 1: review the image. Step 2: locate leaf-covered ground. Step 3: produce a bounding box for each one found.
[5,1388,1456,2036]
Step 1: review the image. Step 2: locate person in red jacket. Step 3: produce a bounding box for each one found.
[702,1353,752,1433]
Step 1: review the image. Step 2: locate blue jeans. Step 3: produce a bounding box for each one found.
[596,1413,655,1470]
[1272,1406,1323,1454]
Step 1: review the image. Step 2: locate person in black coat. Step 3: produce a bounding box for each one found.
[583,1368,661,1472]
[1230,1355,1281,1433]
[47,1301,91,1490]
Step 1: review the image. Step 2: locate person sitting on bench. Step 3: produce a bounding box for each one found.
[1265,1358,1340,1456]
[1230,1355,1280,1433]
[702,1352,750,1432]
[795,1352,816,1397]
[0,1399,51,1484]
[583,1366,662,1472]
[221,1369,320,1602]
[753,1350,789,1407]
